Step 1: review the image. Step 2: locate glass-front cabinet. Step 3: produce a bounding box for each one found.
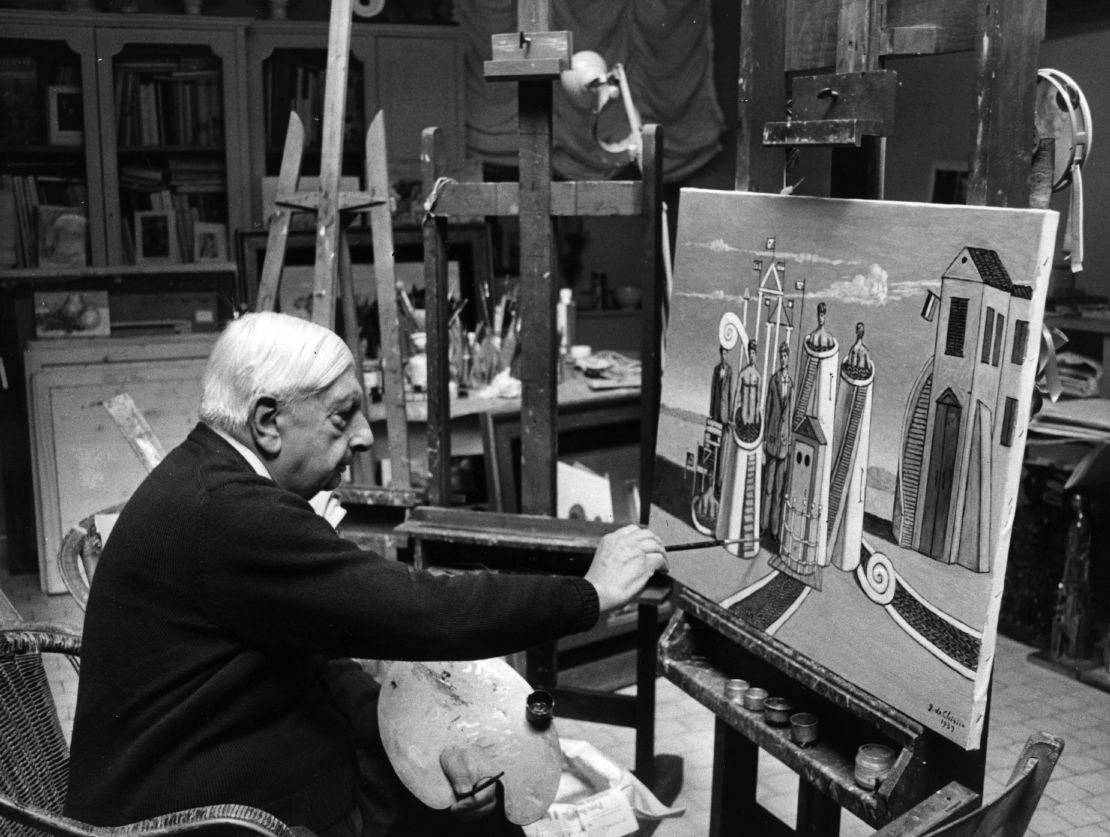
[0,18,104,269]
[0,10,250,272]
[94,17,250,265]
[0,10,464,269]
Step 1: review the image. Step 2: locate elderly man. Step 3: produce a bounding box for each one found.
[65,312,667,836]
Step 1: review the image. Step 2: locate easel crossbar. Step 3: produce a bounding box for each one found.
[425,181,644,219]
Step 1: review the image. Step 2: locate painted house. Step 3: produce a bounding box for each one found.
[893,247,1035,571]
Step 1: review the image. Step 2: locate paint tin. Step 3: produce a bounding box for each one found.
[790,712,819,746]
[763,697,795,726]
[854,744,896,790]
[525,690,554,729]
[742,686,768,712]
[724,678,750,702]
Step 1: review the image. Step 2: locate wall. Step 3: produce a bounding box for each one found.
[790,19,1110,303]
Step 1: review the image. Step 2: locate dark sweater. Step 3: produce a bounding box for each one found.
[64,424,599,831]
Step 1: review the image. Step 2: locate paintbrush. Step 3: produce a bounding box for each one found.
[666,537,749,552]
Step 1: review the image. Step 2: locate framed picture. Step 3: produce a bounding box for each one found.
[34,290,111,338]
[193,222,228,263]
[36,205,87,268]
[928,160,969,204]
[480,394,642,520]
[134,210,179,264]
[47,85,84,146]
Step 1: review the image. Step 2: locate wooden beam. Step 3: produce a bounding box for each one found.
[737,0,787,192]
[369,112,412,489]
[426,181,643,219]
[422,127,452,507]
[836,0,882,73]
[517,78,557,518]
[639,125,664,523]
[310,0,356,329]
[966,0,1046,207]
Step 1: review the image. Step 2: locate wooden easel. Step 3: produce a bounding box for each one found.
[660,0,1049,834]
[400,0,674,792]
[254,0,420,506]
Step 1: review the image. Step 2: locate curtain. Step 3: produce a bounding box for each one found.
[453,0,725,182]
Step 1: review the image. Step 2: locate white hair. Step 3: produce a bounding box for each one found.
[199,312,355,436]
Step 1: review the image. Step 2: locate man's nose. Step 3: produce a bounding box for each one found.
[349,410,374,451]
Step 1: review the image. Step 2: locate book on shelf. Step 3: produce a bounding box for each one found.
[0,173,88,269]
[115,58,223,147]
[0,182,17,269]
[266,61,363,152]
[0,55,42,145]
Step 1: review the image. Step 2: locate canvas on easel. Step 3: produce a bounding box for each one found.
[650,189,1057,749]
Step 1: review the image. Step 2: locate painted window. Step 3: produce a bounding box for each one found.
[991,311,1005,366]
[981,306,995,364]
[946,297,968,357]
[1001,395,1018,446]
[1011,319,1029,364]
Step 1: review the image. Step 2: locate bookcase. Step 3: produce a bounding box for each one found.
[0,8,466,588]
[0,17,105,269]
[0,10,251,271]
[0,10,466,265]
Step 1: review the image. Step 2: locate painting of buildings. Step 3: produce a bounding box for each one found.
[650,190,1057,748]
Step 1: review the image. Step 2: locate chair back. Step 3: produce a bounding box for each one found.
[873,731,1065,837]
[925,731,1064,837]
[58,504,125,612]
[0,589,81,835]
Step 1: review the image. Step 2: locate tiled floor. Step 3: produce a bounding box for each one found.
[4,564,1109,836]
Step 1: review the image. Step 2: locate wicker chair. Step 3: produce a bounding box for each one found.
[0,591,312,836]
[57,507,123,612]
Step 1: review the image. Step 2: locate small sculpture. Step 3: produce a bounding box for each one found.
[1049,492,1092,661]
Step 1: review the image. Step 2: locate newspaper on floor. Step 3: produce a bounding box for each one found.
[523,738,685,837]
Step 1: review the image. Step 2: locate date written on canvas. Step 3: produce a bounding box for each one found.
[926,702,968,735]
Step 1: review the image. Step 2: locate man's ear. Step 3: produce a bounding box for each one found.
[249,396,282,457]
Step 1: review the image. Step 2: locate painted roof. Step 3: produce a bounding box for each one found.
[965,247,1013,291]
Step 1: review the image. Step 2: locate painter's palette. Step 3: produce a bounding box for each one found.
[377,658,561,824]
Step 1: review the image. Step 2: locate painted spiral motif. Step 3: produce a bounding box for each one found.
[857,550,896,605]
[718,311,748,351]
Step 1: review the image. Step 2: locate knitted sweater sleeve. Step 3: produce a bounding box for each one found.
[195,477,599,661]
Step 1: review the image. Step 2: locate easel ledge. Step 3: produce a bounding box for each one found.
[660,587,967,830]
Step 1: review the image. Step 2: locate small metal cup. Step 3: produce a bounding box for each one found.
[763,697,795,726]
[790,712,819,746]
[724,678,750,702]
[742,686,768,712]
[525,690,554,729]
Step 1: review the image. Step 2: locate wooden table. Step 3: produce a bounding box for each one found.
[363,371,641,459]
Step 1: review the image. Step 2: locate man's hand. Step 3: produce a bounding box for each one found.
[440,745,499,822]
[584,524,668,613]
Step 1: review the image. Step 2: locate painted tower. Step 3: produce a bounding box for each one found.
[716,338,763,558]
[772,415,828,587]
[792,303,839,566]
[769,303,839,588]
[829,322,875,572]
